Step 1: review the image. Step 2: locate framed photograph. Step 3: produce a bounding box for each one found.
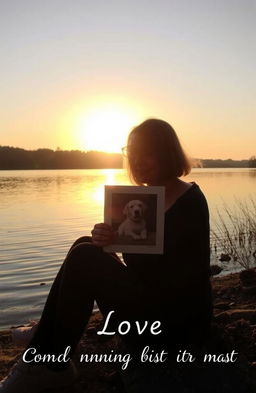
[104,185,165,254]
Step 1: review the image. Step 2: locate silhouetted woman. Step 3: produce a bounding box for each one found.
[0,119,212,393]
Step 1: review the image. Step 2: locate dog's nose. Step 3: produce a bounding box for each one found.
[134,210,140,216]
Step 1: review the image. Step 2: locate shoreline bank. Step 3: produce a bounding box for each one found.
[1,271,256,392]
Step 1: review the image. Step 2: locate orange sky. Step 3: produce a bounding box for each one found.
[1,1,255,160]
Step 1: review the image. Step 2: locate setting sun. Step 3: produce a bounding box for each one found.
[76,102,141,153]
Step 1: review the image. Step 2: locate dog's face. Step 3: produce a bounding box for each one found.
[123,200,146,221]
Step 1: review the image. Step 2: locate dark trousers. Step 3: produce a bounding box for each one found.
[27,236,156,360]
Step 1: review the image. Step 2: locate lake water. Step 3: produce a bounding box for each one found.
[0,168,256,330]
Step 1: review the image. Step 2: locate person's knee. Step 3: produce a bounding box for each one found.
[65,242,122,278]
[67,242,103,269]
[73,236,92,247]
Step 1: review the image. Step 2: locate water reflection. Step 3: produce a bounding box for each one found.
[248,169,256,178]
[0,168,256,329]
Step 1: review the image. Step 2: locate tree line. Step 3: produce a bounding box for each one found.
[199,158,255,168]
[0,146,255,170]
[0,146,122,170]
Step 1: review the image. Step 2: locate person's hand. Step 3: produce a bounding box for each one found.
[91,223,117,247]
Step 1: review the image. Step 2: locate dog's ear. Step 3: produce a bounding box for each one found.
[123,202,129,216]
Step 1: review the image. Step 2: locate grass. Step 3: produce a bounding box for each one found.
[211,197,256,270]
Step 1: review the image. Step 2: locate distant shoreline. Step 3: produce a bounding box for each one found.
[0,166,255,170]
[0,146,255,170]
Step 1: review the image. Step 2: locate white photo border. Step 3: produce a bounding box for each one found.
[104,185,165,254]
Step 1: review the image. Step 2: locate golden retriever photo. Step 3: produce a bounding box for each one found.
[118,200,147,240]
[104,185,165,254]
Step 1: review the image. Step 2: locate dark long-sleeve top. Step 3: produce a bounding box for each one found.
[122,182,213,343]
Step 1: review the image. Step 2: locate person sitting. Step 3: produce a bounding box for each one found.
[0,118,212,393]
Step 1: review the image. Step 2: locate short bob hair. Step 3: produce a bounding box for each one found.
[126,118,191,185]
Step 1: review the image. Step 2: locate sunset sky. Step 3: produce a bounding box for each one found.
[0,0,255,159]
